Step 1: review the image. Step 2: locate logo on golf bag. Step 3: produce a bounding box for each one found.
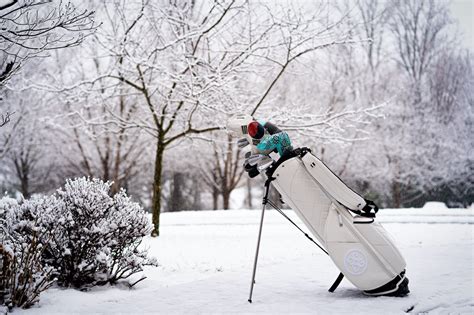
[344,249,368,275]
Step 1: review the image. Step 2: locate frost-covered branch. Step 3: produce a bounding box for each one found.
[0,111,13,127]
[0,0,98,86]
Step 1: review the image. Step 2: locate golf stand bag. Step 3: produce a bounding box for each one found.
[248,147,409,301]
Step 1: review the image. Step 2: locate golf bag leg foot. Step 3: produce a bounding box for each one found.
[363,271,410,297]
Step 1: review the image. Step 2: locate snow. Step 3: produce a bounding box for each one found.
[15,206,473,314]
[422,202,449,210]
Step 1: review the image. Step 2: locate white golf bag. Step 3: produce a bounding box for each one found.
[225,115,408,299]
[265,148,409,296]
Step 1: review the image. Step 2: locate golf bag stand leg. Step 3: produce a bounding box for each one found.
[248,177,274,303]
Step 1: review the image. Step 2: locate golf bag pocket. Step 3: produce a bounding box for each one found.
[325,205,405,291]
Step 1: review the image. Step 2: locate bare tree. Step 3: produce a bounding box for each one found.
[429,50,470,124]
[0,105,58,197]
[422,50,473,206]
[164,171,202,212]
[356,0,390,75]
[386,0,454,206]
[326,0,392,196]
[390,0,452,102]
[0,0,97,127]
[55,83,148,196]
[67,0,364,236]
[201,134,244,210]
[0,0,97,85]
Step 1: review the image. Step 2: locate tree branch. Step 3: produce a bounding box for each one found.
[164,126,220,146]
[0,111,14,127]
[0,0,17,11]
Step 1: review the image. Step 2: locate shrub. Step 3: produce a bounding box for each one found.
[0,177,157,310]
[0,196,57,310]
[45,178,158,288]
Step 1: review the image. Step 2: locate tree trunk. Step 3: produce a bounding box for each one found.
[111,134,123,195]
[392,181,401,208]
[151,137,165,237]
[212,171,219,210]
[222,189,230,210]
[169,172,185,212]
[20,177,29,199]
[192,175,201,210]
[14,157,30,198]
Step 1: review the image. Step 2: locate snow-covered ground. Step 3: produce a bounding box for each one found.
[15,206,473,314]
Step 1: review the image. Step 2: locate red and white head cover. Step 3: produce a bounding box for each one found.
[247,121,264,139]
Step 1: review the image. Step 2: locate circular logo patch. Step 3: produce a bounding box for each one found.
[344,249,368,275]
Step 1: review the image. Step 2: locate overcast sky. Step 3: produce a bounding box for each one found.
[450,0,474,50]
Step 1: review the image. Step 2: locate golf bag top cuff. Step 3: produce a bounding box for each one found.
[265,147,311,178]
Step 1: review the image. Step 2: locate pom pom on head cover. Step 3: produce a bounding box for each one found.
[248,121,265,139]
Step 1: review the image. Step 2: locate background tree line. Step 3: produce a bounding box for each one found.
[0,0,472,236]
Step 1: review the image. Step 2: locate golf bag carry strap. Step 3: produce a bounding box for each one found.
[298,150,380,218]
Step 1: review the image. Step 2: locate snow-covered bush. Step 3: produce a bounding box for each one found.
[0,177,157,310]
[0,196,57,309]
[44,178,158,288]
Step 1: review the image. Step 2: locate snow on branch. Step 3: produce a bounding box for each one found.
[0,0,99,86]
[0,111,13,127]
